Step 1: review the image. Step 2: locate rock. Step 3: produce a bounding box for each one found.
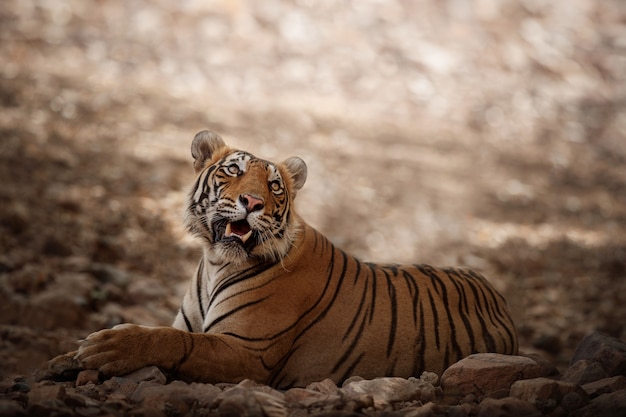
[476,397,541,417]
[582,376,626,399]
[306,378,339,394]
[509,377,589,413]
[123,366,167,384]
[571,389,626,417]
[419,371,440,386]
[284,387,341,409]
[440,354,547,400]
[341,377,433,408]
[562,360,609,385]
[215,386,287,417]
[131,380,221,411]
[403,401,444,417]
[75,370,100,387]
[570,332,626,377]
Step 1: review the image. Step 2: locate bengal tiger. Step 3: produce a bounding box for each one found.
[74,130,518,388]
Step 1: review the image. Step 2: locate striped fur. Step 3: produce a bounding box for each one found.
[76,130,518,388]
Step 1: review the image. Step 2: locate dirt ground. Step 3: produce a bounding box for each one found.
[1,0,626,381]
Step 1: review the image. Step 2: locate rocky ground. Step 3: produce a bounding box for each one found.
[1,0,626,415]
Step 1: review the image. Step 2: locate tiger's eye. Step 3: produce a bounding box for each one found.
[227,164,240,175]
[270,180,282,193]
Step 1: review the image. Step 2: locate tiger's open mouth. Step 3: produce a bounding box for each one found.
[224,219,253,244]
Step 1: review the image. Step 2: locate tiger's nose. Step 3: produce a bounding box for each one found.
[240,194,264,213]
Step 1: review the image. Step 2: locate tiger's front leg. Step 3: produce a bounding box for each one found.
[76,324,268,383]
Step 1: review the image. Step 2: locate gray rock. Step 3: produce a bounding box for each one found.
[441,354,547,400]
[570,332,626,377]
[562,360,608,385]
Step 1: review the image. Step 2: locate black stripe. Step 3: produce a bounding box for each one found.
[342,272,369,342]
[465,270,516,352]
[338,352,366,383]
[446,270,476,353]
[414,299,426,375]
[180,306,193,332]
[458,271,497,352]
[367,263,377,324]
[426,288,441,350]
[203,296,269,332]
[290,249,348,346]
[382,268,397,358]
[196,258,206,320]
[401,270,419,325]
[332,309,368,374]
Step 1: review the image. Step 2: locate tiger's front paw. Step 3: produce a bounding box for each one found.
[76,324,151,376]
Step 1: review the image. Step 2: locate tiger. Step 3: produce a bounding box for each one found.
[75,129,518,389]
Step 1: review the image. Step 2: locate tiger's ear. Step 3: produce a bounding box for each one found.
[191,130,226,172]
[282,156,307,192]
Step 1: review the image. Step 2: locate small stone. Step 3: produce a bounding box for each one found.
[476,397,541,417]
[214,386,277,417]
[131,381,190,415]
[403,401,442,417]
[441,354,547,400]
[76,370,100,387]
[509,377,589,412]
[306,378,338,394]
[570,332,626,377]
[342,377,430,408]
[284,388,334,408]
[582,376,626,398]
[419,371,440,386]
[562,360,608,385]
[123,366,167,384]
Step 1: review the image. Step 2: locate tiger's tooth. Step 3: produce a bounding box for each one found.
[225,223,232,237]
[241,230,253,243]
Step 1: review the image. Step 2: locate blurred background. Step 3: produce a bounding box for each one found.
[1,0,625,378]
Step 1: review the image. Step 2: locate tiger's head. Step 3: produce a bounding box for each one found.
[185,130,307,265]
